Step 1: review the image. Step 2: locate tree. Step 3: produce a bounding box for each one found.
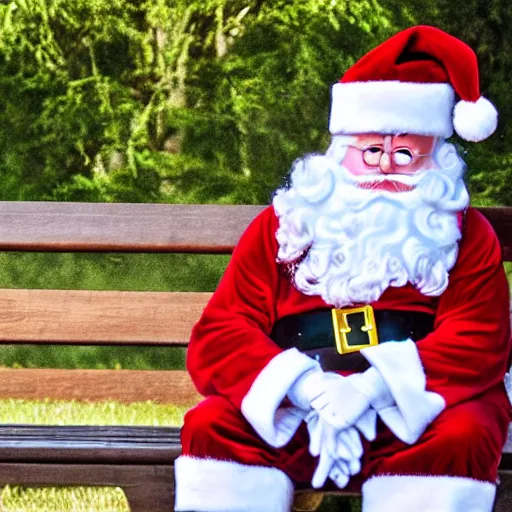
[379,0,512,205]
[0,0,510,205]
[0,0,395,203]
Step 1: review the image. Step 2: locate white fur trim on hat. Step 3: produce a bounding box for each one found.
[329,81,454,137]
[453,96,498,142]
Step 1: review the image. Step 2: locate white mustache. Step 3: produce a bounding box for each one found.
[342,168,429,186]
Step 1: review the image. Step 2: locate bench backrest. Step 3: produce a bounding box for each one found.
[0,202,510,407]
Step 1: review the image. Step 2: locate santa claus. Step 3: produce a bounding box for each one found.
[174,25,511,512]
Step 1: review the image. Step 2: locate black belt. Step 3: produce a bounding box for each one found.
[270,308,434,371]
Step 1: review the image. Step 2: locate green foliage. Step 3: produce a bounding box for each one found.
[1,0,509,205]
[0,0,510,206]
[0,0,397,204]
[174,0,395,203]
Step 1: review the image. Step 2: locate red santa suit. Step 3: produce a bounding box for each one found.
[174,25,512,512]
[174,205,511,512]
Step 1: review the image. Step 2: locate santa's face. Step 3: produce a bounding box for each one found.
[341,133,436,192]
[273,135,470,308]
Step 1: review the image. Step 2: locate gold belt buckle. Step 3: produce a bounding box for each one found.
[331,305,379,355]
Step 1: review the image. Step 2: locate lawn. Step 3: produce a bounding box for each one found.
[1,485,130,512]
[0,399,188,426]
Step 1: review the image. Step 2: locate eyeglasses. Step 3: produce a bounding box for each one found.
[351,145,433,168]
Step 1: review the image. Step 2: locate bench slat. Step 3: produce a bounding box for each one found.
[0,203,509,260]
[0,369,202,405]
[0,202,264,253]
[0,289,210,344]
[0,425,182,463]
[0,462,174,485]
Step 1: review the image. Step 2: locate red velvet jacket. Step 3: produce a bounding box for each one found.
[187,205,511,418]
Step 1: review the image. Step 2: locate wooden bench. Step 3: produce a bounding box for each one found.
[0,201,509,512]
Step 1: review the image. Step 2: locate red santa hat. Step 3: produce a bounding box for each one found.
[329,25,498,142]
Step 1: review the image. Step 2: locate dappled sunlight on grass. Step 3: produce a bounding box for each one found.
[0,399,187,426]
[1,486,129,512]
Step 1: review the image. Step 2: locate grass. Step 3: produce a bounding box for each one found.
[0,345,187,371]
[1,486,130,512]
[0,398,188,426]
[0,252,229,293]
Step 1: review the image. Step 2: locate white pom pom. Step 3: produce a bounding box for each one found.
[453,97,498,142]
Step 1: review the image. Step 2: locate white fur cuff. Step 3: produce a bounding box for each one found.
[362,475,496,512]
[174,456,295,512]
[361,340,445,444]
[241,348,319,447]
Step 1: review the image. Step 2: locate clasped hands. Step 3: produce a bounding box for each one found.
[288,367,394,489]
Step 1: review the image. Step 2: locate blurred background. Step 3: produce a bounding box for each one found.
[0,0,510,207]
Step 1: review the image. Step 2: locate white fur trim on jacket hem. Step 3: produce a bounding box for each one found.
[174,456,295,512]
[241,348,319,447]
[361,339,445,444]
[362,475,496,512]
[329,81,454,137]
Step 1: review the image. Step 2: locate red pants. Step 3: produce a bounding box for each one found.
[181,385,510,489]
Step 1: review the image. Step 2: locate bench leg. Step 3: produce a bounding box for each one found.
[494,472,512,512]
[293,492,324,511]
[124,483,175,512]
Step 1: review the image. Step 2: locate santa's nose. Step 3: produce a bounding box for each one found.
[379,152,393,173]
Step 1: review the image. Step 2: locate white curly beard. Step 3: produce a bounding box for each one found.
[272,138,470,308]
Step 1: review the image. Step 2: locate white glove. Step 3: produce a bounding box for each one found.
[288,367,382,436]
[287,367,326,411]
[306,411,365,489]
[289,369,373,430]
